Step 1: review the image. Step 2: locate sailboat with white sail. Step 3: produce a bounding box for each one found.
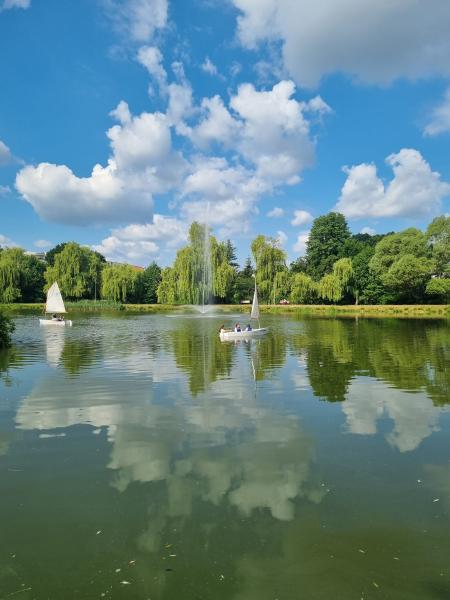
[219,282,268,341]
[39,282,72,327]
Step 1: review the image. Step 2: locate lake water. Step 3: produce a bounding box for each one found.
[1,312,449,599]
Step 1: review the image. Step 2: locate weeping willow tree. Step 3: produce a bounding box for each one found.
[44,242,105,300]
[290,273,318,304]
[156,222,236,304]
[333,258,353,290]
[318,274,343,302]
[251,235,288,303]
[157,267,177,304]
[0,248,22,302]
[101,264,139,302]
[0,248,45,303]
[317,258,354,303]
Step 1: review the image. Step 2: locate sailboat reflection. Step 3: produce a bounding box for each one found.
[41,325,65,368]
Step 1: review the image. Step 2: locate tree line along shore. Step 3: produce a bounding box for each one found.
[0,212,449,308]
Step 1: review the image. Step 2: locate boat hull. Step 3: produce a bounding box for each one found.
[39,319,72,327]
[220,327,268,341]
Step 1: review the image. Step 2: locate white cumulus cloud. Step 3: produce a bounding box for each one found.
[106,0,168,43]
[291,210,313,226]
[180,157,263,233]
[230,80,317,184]
[183,82,329,232]
[232,0,450,87]
[94,214,187,264]
[137,45,167,93]
[335,149,450,219]
[293,231,309,255]
[267,207,284,217]
[16,101,186,226]
[424,87,450,136]
[189,95,240,149]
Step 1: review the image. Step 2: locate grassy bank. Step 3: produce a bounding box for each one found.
[1,302,449,318]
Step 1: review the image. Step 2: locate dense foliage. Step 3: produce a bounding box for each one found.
[101,263,140,303]
[1,214,449,306]
[0,248,45,302]
[157,223,238,304]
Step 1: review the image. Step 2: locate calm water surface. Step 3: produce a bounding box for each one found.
[1,312,449,599]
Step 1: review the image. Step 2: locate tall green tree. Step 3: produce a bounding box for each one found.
[232,258,254,304]
[139,262,162,303]
[44,242,105,300]
[157,267,177,304]
[382,255,434,301]
[289,256,307,274]
[101,264,139,303]
[318,274,343,303]
[369,228,433,302]
[306,212,351,279]
[317,258,353,304]
[290,273,317,304]
[0,248,45,303]
[156,222,236,304]
[251,235,288,303]
[45,243,68,266]
[224,240,239,268]
[426,215,450,277]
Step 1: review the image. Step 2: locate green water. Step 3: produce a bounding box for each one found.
[0,313,449,600]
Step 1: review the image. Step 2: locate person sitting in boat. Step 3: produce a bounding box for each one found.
[245,324,252,331]
[234,323,241,332]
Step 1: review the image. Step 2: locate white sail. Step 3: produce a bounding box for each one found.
[45,282,66,314]
[250,286,260,320]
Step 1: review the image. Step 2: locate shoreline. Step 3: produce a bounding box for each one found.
[1,302,449,318]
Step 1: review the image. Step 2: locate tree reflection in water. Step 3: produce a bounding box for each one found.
[4,313,450,599]
[288,317,450,406]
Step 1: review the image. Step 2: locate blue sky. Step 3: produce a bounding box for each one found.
[1,0,450,266]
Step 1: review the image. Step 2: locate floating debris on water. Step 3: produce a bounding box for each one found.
[120,580,131,585]
[433,498,440,502]
[358,549,366,554]
[96,530,102,535]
